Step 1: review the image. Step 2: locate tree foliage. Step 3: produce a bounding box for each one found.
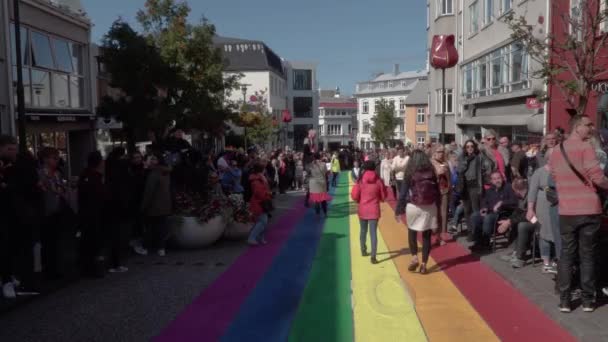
[97,20,175,151]
[136,0,240,134]
[236,90,275,146]
[504,1,608,116]
[371,100,401,147]
[97,0,240,149]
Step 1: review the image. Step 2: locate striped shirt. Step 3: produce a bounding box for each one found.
[548,135,607,216]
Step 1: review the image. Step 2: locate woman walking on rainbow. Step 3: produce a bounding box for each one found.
[395,150,442,274]
[351,161,387,264]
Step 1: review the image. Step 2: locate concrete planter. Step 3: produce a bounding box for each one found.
[224,221,251,240]
[171,215,226,249]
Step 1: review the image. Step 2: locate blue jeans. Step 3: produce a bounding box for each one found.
[359,219,378,257]
[248,213,269,242]
[540,238,554,261]
[470,211,498,243]
[451,204,465,226]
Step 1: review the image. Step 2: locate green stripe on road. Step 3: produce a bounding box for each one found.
[288,173,354,342]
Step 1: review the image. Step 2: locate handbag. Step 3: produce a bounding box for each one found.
[543,186,559,206]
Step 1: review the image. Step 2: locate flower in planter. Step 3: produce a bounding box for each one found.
[227,194,253,224]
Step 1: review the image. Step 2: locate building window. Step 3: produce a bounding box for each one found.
[327,124,342,136]
[500,0,512,15]
[462,42,529,98]
[437,0,454,16]
[362,100,369,114]
[363,121,371,134]
[469,1,479,35]
[348,124,352,134]
[10,24,85,109]
[416,132,426,145]
[570,0,583,41]
[399,98,406,110]
[293,69,312,90]
[397,122,405,132]
[293,97,313,118]
[417,107,426,124]
[436,89,454,114]
[484,0,493,25]
[374,100,381,113]
[320,125,324,135]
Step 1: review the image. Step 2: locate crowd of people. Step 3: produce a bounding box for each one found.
[0,127,349,299]
[349,116,608,313]
[2,117,608,313]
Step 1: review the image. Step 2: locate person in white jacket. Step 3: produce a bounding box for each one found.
[391,146,410,198]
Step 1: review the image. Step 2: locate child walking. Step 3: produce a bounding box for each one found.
[351,161,387,264]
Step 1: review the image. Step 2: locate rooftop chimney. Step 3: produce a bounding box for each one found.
[335,86,340,98]
[393,63,400,76]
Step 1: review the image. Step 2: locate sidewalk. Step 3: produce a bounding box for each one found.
[0,191,303,342]
[455,234,608,342]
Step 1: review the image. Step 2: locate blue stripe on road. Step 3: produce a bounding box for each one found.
[220,178,339,342]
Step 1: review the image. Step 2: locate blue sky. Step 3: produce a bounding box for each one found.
[82,0,427,95]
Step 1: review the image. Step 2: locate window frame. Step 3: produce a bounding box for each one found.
[500,0,513,16]
[436,89,454,114]
[483,0,494,26]
[437,0,454,17]
[416,107,427,124]
[362,100,369,114]
[469,1,479,35]
[10,23,86,110]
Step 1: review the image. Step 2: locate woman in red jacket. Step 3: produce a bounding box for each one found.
[248,162,272,245]
[351,161,387,264]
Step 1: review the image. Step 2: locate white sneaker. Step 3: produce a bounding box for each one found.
[108,266,128,273]
[157,249,166,257]
[3,282,16,299]
[10,276,21,288]
[603,287,608,297]
[134,245,148,256]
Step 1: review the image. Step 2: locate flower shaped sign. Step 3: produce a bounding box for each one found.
[430,35,458,70]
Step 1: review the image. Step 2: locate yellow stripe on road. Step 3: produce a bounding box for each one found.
[348,177,427,342]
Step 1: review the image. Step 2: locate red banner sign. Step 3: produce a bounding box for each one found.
[526,98,542,109]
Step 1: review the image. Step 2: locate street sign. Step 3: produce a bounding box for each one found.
[526,97,542,109]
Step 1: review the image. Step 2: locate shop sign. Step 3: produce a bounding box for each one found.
[593,81,608,93]
[526,98,543,109]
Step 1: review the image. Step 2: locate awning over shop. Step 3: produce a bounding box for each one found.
[457,113,544,133]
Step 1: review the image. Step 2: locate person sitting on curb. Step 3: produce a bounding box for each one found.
[469,171,518,251]
[492,178,534,268]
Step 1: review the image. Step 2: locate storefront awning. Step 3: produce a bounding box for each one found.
[457,113,544,133]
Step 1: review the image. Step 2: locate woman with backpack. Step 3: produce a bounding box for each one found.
[395,150,442,274]
[351,161,387,264]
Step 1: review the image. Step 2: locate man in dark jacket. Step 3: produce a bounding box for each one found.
[469,171,518,251]
[495,178,534,268]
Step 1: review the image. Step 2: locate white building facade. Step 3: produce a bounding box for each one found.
[318,88,357,151]
[354,66,427,149]
[427,0,547,143]
[215,37,318,150]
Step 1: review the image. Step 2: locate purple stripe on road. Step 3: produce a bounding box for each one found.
[154,203,307,342]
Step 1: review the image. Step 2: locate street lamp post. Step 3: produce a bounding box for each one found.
[241,84,250,149]
[13,0,27,153]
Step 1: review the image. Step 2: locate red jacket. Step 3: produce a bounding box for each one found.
[249,173,271,220]
[351,170,386,220]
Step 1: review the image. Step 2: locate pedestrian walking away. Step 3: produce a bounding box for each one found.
[351,160,387,264]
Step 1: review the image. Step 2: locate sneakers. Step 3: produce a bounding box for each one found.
[559,299,572,313]
[108,266,129,273]
[157,249,166,257]
[582,303,595,313]
[511,258,525,268]
[542,264,557,274]
[2,282,16,299]
[130,240,148,255]
[371,256,378,265]
[603,287,608,297]
[500,251,516,262]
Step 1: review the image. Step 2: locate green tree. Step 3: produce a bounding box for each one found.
[371,100,401,147]
[504,1,608,116]
[235,90,275,147]
[97,20,175,152]
[136,0,240,135]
